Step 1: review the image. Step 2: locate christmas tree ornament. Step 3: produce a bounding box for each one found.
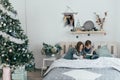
[27,54,30,58]
[1,54,4,57]
[9,30,12,32]
[10,42,13,45]
[1,21,3,24]
[6,58,9,61]
[13,57,16,60]
[9,49,12,52]
[5,28,9,32]
[18,48,21,50]
[22,48,25,51]
[3,23,6,26]
[23,54,25,57]
[3,43,6,46]
[9,22,12,25]
[12,22,15,24]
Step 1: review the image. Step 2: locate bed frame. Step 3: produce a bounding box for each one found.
[58,41,119,58]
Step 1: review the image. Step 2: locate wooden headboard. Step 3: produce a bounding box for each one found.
[58,41,118,57]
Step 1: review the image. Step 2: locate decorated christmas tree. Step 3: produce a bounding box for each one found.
[0,0,34,71]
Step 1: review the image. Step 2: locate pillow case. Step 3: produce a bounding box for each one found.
[95,45,112,57]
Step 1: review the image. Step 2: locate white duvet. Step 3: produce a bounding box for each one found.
[44,57,120,76]
[63,70,102,80]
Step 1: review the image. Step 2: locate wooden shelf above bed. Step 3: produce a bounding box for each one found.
[71,30,106,35]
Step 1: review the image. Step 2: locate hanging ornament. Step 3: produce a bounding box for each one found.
[23,54,25,57]
[9,19,12,22]
[4,43,7,46]
[18,48,21,51]
[10,23,12,25]
[9,30,12,33]
[10,42,13,45]
[6,58,9,61]
[13,57,16,60]
[3,23,6,26]
[5,28,9,32]
[2,54,5,57]
[1,21,3,24]
[9,49,12,53]
[27,54,30,58]
[12,22,15,24]
[22,48,25,51]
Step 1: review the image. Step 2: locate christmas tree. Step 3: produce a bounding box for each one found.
[0,0,34,71]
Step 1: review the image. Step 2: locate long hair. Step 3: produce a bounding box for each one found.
[75,41,84,52]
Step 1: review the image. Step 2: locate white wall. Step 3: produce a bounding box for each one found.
[11,0,119,68]
[116,0,120,42]
[10,0,26,33]
[26,0,119,68]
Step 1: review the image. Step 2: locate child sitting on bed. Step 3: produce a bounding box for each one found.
[64,41,85,59]
[83,40,99,59]
[73,41,85,59]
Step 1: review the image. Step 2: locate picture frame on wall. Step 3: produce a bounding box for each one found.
[62,6,78,27]
[63,13,75,27]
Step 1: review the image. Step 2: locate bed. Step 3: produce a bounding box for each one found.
[43,41,120,80]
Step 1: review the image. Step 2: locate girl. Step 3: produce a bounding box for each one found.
[64,41,84,59]
[73,41,84,59]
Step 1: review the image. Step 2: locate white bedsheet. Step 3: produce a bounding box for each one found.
[44,57,120,76]
[63,70,101,80]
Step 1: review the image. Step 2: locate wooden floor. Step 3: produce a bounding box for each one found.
[27,69,42,80]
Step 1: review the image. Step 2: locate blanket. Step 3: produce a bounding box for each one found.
[44,57,120,76]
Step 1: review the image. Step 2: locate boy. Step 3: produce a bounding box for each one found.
[83,40,99,59]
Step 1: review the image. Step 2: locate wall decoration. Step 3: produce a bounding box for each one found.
[83,20,95,31]
[63,6,77,28]
[74,20,81,31]
[76,20,81,28]
[94,12,107,30]
[63,14,74,27]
